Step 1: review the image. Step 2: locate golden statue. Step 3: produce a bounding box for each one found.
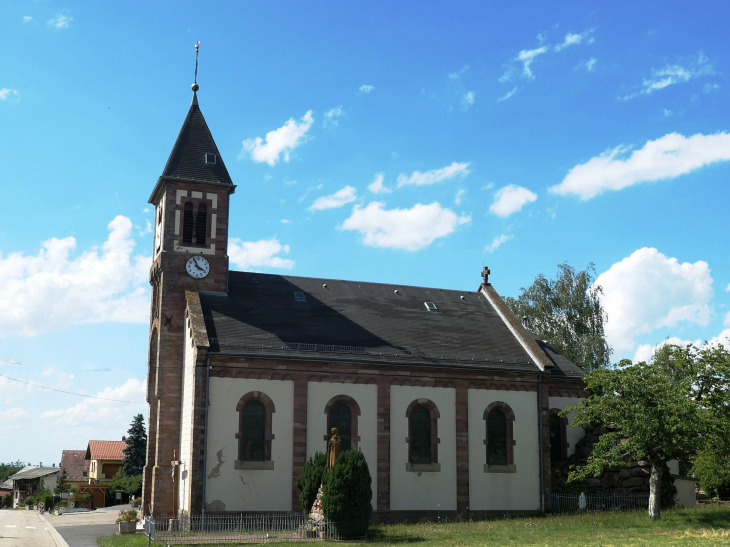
[326,427,341,472]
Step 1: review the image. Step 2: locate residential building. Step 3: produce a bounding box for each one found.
[85,439,127,484]
[60,450,90,489]
[7,466,60,508]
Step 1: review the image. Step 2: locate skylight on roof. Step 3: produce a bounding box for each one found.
[424,301,438,312]
[293,291,306,302]
[205,153,217,165]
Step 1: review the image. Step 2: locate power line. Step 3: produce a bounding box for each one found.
[0,374,146,404]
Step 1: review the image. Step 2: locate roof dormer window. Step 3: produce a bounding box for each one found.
[205,153,217,165]
[424,302,438,312]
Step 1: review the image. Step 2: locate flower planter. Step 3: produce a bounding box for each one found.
[118,521,136,534]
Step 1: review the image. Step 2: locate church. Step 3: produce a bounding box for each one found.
[142,83,587,520]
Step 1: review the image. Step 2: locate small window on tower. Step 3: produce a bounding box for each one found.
[205,153,217,165]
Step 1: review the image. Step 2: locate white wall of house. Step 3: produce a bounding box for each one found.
[42,472,60,492]
[206,377,294,512]
[468,389,540,511]
[177,316,197,515]
[675,477,697,506]
[389,385,457,511]
[306,382,378,508]
[548,396,584,457]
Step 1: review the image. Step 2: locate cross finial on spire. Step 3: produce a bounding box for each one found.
[482,266,491,284]
[191,41,201,93]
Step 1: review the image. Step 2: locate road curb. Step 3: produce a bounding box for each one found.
[39,512,71,547]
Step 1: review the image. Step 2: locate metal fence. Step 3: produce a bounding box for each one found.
[548,492,649,513]
[144,513,346,544]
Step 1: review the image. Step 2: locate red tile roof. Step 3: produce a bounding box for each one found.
[85,440,127,462]
[60,450,90,482]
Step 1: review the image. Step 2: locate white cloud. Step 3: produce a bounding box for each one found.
[339,202,470,251]
[40,378,146,426]
[324,106,344,128]
[0,89,20,101]
[550,132,730,200]
[663,109,673,117]
[726,283,730,292]
[704,82,720,94]
[0,407,29,420]
[595,247,713,353]
[360,85,375,93]
[517,47,548,79]
[497,86,518,102]
[489,185,538,217]
[485,234,512,253]
[708,329,730,350]
[724,311,730,327]
[454,189,466,205]
[309,186,357,211]
[397,162,470,187]
[0,216,150,337]
[47,14,72,29]
[448,65,469,79]
[239,110,314,166]
[554,30,594,51]
[280,219,291,224]
[461,91,475,109]
[23,16,33,23]
[620,52,714,100]
[368,173,391,194]
[633,336,702,363]
[578,57,598,72]
[228,238,294,270]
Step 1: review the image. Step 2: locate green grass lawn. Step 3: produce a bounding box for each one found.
[97,504,730,547]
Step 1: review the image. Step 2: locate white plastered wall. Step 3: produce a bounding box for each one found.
[177,317,196,515]
[390,385,456,511]
[548,396,584,457]
[674,477,697,506]
[468,389,540,511]
[206,378,294,512]
[306,382,378,508]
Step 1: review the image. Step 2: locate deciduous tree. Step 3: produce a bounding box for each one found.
[506,263,611,372]
[565,343,730,519]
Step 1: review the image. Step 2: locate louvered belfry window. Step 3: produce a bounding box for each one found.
[182,202,194,245]
[195,203,207,247]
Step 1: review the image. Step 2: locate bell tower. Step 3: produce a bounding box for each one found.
[143,76,235,515]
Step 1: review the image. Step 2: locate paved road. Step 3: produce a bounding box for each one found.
[0,509,59,547]
[45,505,125,547]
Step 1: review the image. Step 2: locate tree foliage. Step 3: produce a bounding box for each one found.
[296,451,326,516]
[322,450,373,539]
[0,460,25,483]
[565,343,730,519]
[122,414,147,477]
[505,263,611,372]
[55,466,69,495]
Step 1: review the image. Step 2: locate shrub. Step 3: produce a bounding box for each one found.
[41,493,54,510]
[322,449,372,539]
[1,494,11,508]
[296,451,326,516]
[25,496,35,507]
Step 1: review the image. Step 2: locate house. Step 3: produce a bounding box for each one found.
[60,450,90,489]
[0,480,12,502]
[7,466,60,508]
[78,439,127,508]
[142,83,588,519]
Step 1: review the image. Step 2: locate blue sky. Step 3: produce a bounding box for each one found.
[1,1,729,465]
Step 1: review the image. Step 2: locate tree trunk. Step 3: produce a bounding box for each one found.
[648,462,662,520]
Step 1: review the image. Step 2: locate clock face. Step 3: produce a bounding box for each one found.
[185,256,210,279]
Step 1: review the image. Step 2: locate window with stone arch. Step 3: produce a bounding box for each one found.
[406,399,440,468]
[324,395,361,452]
[236,392,275,463]
[549,409,568,463]
[484,401,516,472]
[182,201,194,245]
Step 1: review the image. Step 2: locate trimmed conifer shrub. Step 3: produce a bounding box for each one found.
[322,449,372,539]
[296,451,326,516]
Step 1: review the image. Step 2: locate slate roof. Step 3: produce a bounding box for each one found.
[532,337,585,380]
[85,441,126,461]
[8,466,59,481]
[198,271,582,375]
[1,479,13,490]
[60,450,90,482]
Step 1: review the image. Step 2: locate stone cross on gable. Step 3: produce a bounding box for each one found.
[482,266,491,284]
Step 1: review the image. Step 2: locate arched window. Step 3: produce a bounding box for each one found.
[241,400,265,461]
[235,392,275,469]
[483,401,516,472]
[182,202,194,245]
[324,395,361,452]
[405,399,440,471]
[195,203,207,247]
[487,409,507,465]
[328,403,352,452]
[549,411,567,463]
